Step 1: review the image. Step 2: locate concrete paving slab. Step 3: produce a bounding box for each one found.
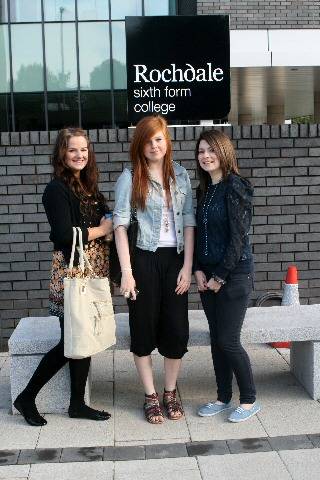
[183,400,267,441]
[88,380,113,412]
[279,448,320,480]
[18,448,62,464]
[29,461,114,480]
[114,457,201,480]
[103,446,145,461]
[198,451,292,480]
[258,401,320,436]
[145,442,188,459]
[268,434,314,451]
[0,410,40,450]
[308,433,320,447]
[0,357,10,377]
[91,351,114,382]
[36,414,113,448]
[60,446,103,463]
[114,377,190,442]
[0,464,30,479]
[115,438,190,446]
[0,449,19,465]
[227,437,272,454]
[186,440,229,456]
[0,376,11,410]
[115,471,202,480]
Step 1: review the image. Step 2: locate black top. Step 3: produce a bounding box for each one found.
[42,178,108,262]
[195,173,254,280]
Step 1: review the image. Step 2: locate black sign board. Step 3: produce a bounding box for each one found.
[125,15,230,123]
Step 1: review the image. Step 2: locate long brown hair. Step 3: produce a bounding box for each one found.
[52,127,103,202]
[195,129,239,201]
[130,115,175,210]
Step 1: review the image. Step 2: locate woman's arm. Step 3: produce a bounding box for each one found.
[114,226,137,299]
[212,176,253,282]
[176,226,194,295]
[88,217,112,241]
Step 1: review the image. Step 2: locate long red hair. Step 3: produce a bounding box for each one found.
[130,116,175,210]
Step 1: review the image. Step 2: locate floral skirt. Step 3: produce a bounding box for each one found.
[49,240,110,319]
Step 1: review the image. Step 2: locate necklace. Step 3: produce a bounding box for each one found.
[202,182,220,255]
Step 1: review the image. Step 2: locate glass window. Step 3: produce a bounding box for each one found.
[0,25,10,93]
[45,23,77,91]
[112,22,126,89]
[77,0,108,20]
[78,22,110,90]
[47,91,79,129]
[44,0,75,21]
[11,24,43,92]
[14,92,45,130]
[80,91,112,129]
[144,0,169,15]
[0,94,12,131]
[9,0,41,22]
[111,0,141,20]
[0,1,8,22]
[114,90,128,128]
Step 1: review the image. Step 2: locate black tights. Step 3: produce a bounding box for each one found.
[22,317,90,408]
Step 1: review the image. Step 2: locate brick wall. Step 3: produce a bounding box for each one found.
[197,1,320,29]
[1,124,320,350]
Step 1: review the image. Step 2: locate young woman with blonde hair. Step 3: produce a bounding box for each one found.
[113,115,195,424]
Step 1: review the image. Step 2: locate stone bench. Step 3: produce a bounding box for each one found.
[116,304,320,400]
[9,317,91,414]
[9,304,320,414]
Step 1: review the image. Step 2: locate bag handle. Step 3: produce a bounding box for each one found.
[68,227,93,273]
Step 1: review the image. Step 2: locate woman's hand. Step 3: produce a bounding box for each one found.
[99,216,112,236]
[120,271,137,300]
[175,265,191,295]
[194,270,208,292]
[207,277,222,294]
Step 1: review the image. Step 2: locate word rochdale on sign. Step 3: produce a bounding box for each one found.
[126,16,230,122]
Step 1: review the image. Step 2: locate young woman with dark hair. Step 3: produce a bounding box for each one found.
[14,127,113,426]
[194,129,260,423]
[113,115,195,424]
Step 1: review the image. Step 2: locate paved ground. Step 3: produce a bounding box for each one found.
[1,344,320,479]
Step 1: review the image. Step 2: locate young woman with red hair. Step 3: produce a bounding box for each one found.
[113,115,195,424]
[14,128,113,426]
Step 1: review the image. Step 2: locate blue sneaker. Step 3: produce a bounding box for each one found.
[198,401,232,417]
[228,403,261,423]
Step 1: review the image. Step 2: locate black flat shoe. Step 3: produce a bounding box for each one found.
[68,404,111,421]
[14,394,47,427]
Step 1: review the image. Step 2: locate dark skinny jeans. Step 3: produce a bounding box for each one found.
[200,270,256,404]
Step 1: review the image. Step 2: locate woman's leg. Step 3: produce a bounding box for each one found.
[214,273,256,405]
[159,249,188,420]
[133,354,156,395]
[128,249,164,423]
[200,290,233,404]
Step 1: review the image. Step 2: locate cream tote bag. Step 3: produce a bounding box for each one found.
[64,227,116,359]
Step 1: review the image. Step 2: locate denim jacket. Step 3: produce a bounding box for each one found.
[113,162,196,254]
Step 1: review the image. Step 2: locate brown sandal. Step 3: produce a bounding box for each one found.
[163,388,184,420]
[144,393,164,424]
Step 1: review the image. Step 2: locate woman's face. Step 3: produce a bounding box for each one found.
[198,139,222,177]
[65,136,88,176]
[143,130,167,164]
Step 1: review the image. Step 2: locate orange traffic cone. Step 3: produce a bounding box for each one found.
[271,266,299,349]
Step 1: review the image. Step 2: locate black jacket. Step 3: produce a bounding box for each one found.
[195,173,253,280]
[42,178,107,263]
